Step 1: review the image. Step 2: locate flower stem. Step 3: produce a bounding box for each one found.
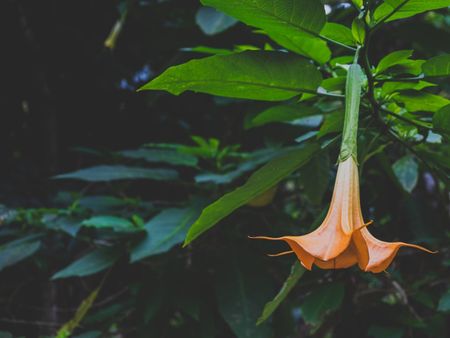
[339,47,363,162]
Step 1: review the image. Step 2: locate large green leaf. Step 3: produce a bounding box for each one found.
[52,248,120,279]
[0,236,41,271]
[392,155,419,193]
[433,104,450,136]
[376,50,413,74]
[301,282,345,327]
[266,32,330,64]
[247,104,320,128]
[374,0,450,23]
[130,204,203,262]
[184,144,319,245]
[140,51,322,101]
[54,165,178,182]
[201,0,328,62]
[393,91,450,113]
[120,149,198,167]
[257,262,305,325]
[423,54,450,77]
[381,81,436,95]
[216,249,273,338]
[196,7,237,36]
[321,23,356,47]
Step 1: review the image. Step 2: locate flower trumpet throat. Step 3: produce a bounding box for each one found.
[250,157,434,273]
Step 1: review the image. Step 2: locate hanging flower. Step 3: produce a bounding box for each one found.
[250,156,367,270]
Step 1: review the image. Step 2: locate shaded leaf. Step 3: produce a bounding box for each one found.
[300,153,330,204]
[437,289,450,312]
[247,104,320,128]
[52,248,119,279]
[54,165,178,182]
[81,216,139,232]
[196,7,237,36]
[120,149,198,167]
[216,249,273,338]
[423,53,450,77]
[140,51,322,101]
[130,204,203,262]
[301,282,345,327]
[392,155,419,193]
[184,144,319,245]
[0,236,41,272]
[195,149,279,185]
[317,111,344,139]
[368,325,405,338]
[257,262,305,325]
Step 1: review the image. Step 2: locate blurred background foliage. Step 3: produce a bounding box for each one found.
[0,0,449,337]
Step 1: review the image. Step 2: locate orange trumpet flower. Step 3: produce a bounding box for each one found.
[251,157,434,273]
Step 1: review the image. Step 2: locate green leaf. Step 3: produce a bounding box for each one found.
[257,262,305,325]
[300,153,330,204]
[216,249,273,338]
[130,204,203,262]
[376,50,413,74]
[320,23,356,47]
[120,149,198,167]
[374,0,450,23]
[81,216,139,232]
[316,111,344,139]
[0,236,41,272]
[392,155,419,193]
[368,326,405,338]
[393,91,450,113]
[72,332,102,338]
[54,165,178,182]
[437,289,450,312]
[140,51,322,101]
[247,104,320,128]
[52,248,119,279]
[301,282,345,327]
[184,144,319,245]
[195,149,279,185]
[265,32,330,64]
[433,104,450,136]
[381,80,436,95]
[423,53,450,77]
[351,18,365,45]
[196,7,237,36]
[201,0,328,62]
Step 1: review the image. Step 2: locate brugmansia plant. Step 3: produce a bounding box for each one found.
[141,0,447,269]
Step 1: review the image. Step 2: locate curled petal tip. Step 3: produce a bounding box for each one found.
[403,243,437,254]
[267,250,294,257]
[248,235,283,241]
